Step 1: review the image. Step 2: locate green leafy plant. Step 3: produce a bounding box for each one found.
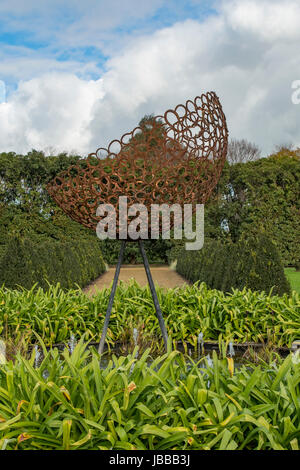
[0,282,299,349]
[0,339,299,450]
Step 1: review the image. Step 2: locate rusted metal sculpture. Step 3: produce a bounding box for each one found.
[47,92,228,354]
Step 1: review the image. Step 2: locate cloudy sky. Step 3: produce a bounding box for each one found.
[0,0,299,156]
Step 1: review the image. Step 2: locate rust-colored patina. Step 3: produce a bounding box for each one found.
[47,92,228,238]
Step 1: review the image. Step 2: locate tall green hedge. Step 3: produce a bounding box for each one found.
[176,233,291,296]
[0,237,106,290]
[204,152,300,266]
[100,238,172,264]
[1,149,299,268]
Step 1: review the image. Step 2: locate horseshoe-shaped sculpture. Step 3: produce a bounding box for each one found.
[47,92,228,353]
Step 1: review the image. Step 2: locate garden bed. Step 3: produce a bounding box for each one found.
[0,342,299,450]
[1,281,300,451]
[1,282,299,351]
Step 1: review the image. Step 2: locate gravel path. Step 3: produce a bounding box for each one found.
[84,264,188,295]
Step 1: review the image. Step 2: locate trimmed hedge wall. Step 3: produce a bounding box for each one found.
[0,237,106,290]
[175,233,291,296]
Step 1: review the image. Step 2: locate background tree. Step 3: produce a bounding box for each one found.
[227,138,261,165]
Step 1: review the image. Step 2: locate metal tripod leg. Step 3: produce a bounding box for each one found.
[98,240,126,354]
[138,239,169,352]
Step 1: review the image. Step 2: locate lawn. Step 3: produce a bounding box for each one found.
[285,268,300,294]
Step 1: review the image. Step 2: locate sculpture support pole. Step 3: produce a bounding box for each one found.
[98,239,169,355]
[138,239,169,352]
[98,240,126,355]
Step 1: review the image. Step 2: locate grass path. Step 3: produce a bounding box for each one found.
[85,266,300,296]
[84,264,188,295]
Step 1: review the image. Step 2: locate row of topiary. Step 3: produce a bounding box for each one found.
[174,233,291,296]
[0,236,106,290]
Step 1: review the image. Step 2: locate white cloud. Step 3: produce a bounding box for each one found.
[0,73,104,153]
[222,0,300,41]
[0,0,300,156]
[89,4,300,154]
